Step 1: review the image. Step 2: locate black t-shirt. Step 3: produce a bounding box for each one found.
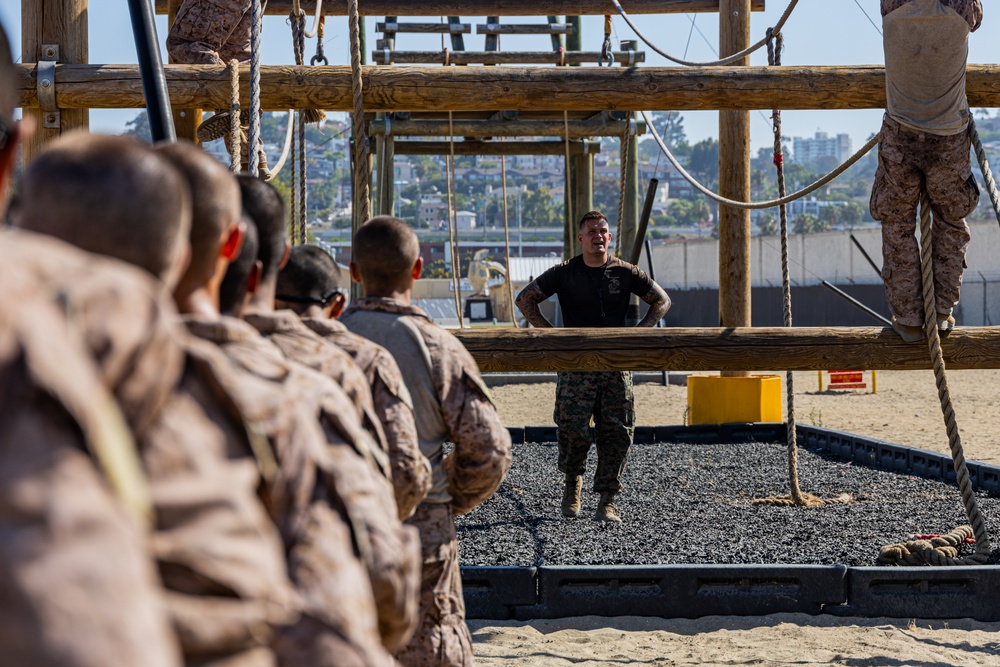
[534,255,656,327]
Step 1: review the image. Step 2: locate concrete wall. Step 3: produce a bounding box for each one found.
[650,222,1000,326]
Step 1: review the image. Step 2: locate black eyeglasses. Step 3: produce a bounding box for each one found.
[275,287,346,306]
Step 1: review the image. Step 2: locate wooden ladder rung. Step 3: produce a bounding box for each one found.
[377,21,471,34]
[477,23,574,36]
[372,50,645,66]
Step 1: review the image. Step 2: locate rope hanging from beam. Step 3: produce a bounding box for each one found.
[447,112,464,328]
[248,0,263,177]
[970,119,1000,228]
[610,0,799,67]
[614,113,630,257]
[348,0,371,225]
[641,109,880,210]
[879,192,992,566]
[500,148,519,329]
[227,59,242,173]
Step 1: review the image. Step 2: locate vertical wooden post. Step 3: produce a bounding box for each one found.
[572,150,593,258]
[21,0,89,165]
[167,0,201,143]
[718,0,751,376]
[620,119,639,262]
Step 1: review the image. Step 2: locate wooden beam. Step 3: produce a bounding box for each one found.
[453,327,1000,373]
[371,115,640,138]
[154,0,767,16]
[21,0,89,166]
[16,64,1000,112]
[393,140,601,155]
[372,50,645,66]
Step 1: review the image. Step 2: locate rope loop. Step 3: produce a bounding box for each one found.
[311,16,328,65]
[599,35,615,67]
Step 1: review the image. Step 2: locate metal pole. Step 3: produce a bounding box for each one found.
[821,281,892,327]
[126,0,176,142]
[849,234,883,280]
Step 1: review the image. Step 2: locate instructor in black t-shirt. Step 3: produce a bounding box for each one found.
[516,211,670,523]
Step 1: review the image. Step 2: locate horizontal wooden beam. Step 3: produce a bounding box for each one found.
[378,22,472,34]
[453,327,1000,372]
[154,0,767,16]
[372,50,645,65]
[477,23,574,35]
[17,64,1000,112]
[393,139,601,155]
[371,114,642,137]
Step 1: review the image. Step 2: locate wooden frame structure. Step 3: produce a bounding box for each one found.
[17,0,1000,376]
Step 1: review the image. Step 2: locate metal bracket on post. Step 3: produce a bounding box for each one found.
[37,44,60,129]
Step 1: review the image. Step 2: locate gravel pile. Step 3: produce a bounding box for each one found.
[455,440,1000,567]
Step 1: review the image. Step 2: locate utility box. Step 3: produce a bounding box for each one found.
[687,375,782,425]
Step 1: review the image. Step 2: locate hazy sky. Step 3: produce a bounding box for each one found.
[2,2,996,154]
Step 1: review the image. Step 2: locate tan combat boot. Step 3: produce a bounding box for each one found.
[595,492,622,523]
[561,475,582,518]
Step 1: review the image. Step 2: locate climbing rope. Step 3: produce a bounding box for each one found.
[610,0,800,67]
[500,150,519,329]
[247,0,263,177]
[296,110,307,244]
[446,112,464,328]
[291,0,324,39]
[641,109,880,210]
[227,59,242,173]
[878,192,991,566]
[348,0,370,225]
[615,113,630,256]
[971,119,1000,227]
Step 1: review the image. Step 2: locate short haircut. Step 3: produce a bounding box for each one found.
[578,210,608,230]
[237,175,286,281]
[353,216,420,292]
[0,21,14,127]
[155,141,241,288]
[276,244,346,305]
[219,212,258,315]
[15,132,191,282]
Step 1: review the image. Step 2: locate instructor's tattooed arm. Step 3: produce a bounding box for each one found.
[637,283,670,328]
[515,281,554,328]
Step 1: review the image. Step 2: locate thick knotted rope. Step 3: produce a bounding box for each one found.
[247,0,263,177]
[610,0,800,67]
[500,150,519,328]
[878,192,992,566]
[971,119,1000,227]
[615,113,629,257]
[348,0,370,224]
[228,59,242,173]
[447,112,463,327]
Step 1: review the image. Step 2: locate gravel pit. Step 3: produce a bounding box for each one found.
[455,440,1000,567]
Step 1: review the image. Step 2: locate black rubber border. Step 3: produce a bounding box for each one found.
[463,424,1000,621]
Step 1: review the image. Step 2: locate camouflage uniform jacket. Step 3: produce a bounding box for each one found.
[881,0,982,29]
[0,238,182,667]
[243,310,390,458]
[302,316,431,520]
[167,0,263,66]
[184,314,408,666]
[341,298,512,515]
[2,231,295,666]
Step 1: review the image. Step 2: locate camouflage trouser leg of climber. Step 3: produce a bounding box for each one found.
[555,372,597,480]
[870,118,979,326]
[592,371,634,494]
[395,503,473,667]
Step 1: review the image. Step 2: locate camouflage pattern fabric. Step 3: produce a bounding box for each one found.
[303,316,431,521]
[555,371,635,494]
[870,117,980,326]
[393,503,473,667]
[881,0,982,30]
[167,0,265,65]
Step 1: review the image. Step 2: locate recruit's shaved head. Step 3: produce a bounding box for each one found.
[155,141,241,289]
[353,216,420,292]
[277,245,345,302]
[237,175,287,281]
[219,212,258,316]
[14,132,191,285]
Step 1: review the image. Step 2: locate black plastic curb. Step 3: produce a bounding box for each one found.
[462,424,1000,621]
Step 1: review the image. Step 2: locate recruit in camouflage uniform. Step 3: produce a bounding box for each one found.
[185,314,416,666]
[244,310,391,453]
[166,0,262,65]
[872,0,983,333]
[1,232,296,666]
[303,316,432,520]
[342,297,513,667]
[0,234,182,667]
[555,371,635,495]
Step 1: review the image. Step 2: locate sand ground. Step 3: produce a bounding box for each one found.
[470,371,1000,666]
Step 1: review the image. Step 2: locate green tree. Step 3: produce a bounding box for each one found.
[819,204,840,229]
[840,201,864,229]
[688,139,719,183]
[793,212,828,234]
[757,212,778,236]
[520,186,562,227]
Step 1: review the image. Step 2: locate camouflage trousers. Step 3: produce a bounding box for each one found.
[394,503,473,667]
[554,371,635,494]
[167,0,267,65]
[870,116,980,327]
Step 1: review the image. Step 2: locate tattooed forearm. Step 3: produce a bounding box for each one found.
[515,281,554,328]
[637,284,670,328]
